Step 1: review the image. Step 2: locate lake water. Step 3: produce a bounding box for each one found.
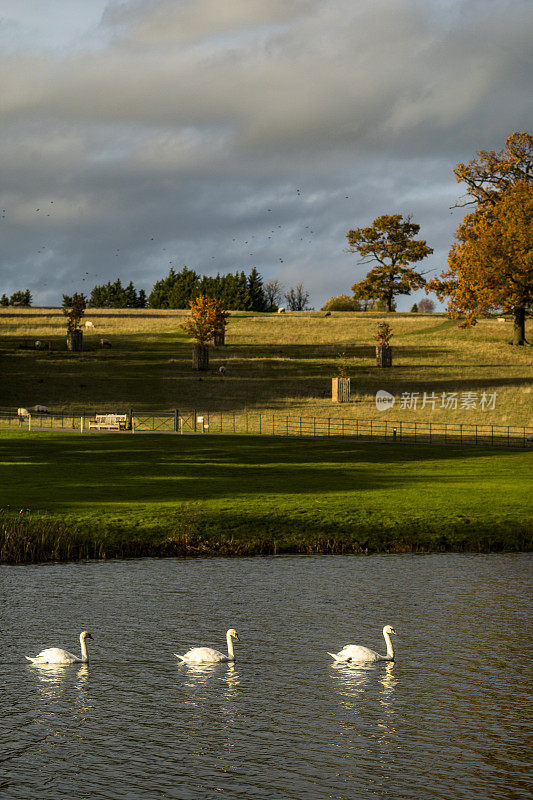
[1,554,531,799]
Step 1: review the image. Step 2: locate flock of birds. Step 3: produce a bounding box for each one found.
[25,625,398,666]
[2,186,354,296]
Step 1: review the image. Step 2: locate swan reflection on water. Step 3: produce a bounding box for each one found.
[330,661,397,713]
[180,661,241,690]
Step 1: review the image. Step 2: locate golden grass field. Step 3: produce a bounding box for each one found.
[1,307,532,425]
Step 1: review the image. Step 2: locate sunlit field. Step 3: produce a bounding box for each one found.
[1,307,532,425]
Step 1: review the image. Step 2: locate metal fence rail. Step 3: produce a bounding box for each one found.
[1,409,531,449]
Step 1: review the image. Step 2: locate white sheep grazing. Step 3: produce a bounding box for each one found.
[218,366,226,375]
[17,408,29,417]
[34,340,41,349]
[85,320,94,328]
[277,307,286,314]
[100,337,112,347]
[497,317,506,322]
[33,405,50,414]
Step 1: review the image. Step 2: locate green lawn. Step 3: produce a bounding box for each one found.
[1,431,531,561]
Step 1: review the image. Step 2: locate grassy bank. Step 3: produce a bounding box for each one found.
[0,307,531,425]
[1,431,531,562]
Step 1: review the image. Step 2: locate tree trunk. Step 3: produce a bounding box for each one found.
[66,330,83,351]
[512,306,527,345]
[387,293,393,312]
[193,344,209,370]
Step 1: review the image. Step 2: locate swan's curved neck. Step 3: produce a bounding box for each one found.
[79,635,89,662]
[226,631,235,660]
[383,631,394,660]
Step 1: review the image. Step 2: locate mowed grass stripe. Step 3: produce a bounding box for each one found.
[1,432,531,561]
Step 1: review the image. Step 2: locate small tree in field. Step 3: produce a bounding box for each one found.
[180,295,220,370]
[375,321,393,367]
[348,215,432,312]
[62,292,86,351]
[212,301,230,346]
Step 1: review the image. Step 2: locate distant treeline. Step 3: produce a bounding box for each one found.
[0,289,32,307]
[84,267,270,311]
[86,279,147,308]
[149,267,268,311]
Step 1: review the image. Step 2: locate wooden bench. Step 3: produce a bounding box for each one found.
[89,413,128,431]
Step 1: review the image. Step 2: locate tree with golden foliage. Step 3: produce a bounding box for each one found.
[180,295,221,345]
[428,132,533,345]
[180,295,226,369]
[348,215,433,312]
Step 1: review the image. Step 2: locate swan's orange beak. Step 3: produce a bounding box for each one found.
[391,629,397,635]
[234,632,240,641]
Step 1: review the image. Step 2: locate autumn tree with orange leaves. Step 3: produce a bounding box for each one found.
[428,132,533,345]
[180,295,227,369]
[348,215,433,312]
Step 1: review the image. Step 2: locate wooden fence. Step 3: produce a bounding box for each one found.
[1,408,531,449]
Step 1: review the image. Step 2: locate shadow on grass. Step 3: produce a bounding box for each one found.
[0,433,528,510]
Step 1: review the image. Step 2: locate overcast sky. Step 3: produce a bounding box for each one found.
[1,0,531,309]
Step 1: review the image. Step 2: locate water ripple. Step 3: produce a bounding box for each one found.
[1,553,531,799]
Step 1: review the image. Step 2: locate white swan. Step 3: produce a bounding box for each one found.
[328,625,398,663]
[25,631,93,665]
[175,628,240,664]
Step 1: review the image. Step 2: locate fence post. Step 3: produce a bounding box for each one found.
[28,414,31,432]
[174,409,179,432]
[259,413,262,435]
[80,415,84,433]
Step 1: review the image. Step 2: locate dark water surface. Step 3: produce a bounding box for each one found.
[1,554,531,799]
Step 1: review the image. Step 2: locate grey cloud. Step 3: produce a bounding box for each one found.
[0,0,531,307]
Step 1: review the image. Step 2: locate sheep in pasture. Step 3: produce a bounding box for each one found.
[17,408,29,417]
[34,340,42,349]
[100,337,112,347]
[497,317,506,322]
[33,405,50,414]
[218,365,226,375]
[277,307,286,314]
[85,320,94,328]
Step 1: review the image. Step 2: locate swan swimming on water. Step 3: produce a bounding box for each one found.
[25,631,93,665]
[175,629,240,664]
[328,625,398,663]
